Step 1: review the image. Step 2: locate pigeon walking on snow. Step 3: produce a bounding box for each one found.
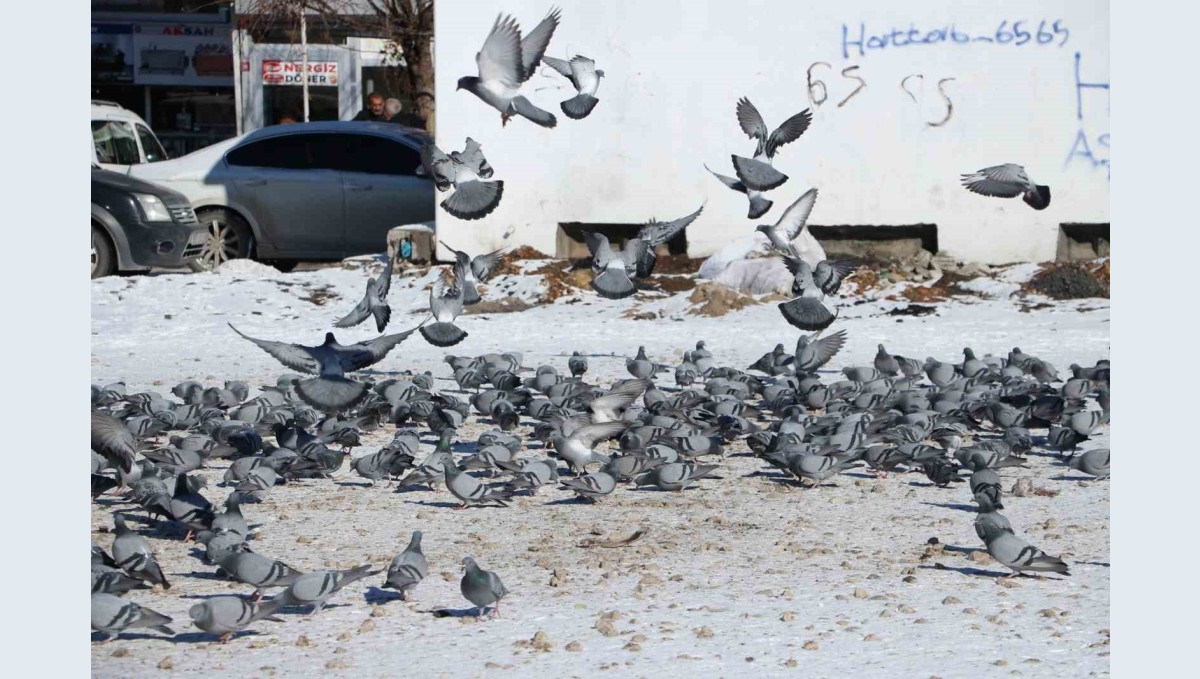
[542,54,605,119]
[92,592,174,640]
[977,518,1070,577]
[458,9,562,128]
[189,597,284,643]
[382,530,429,600]
[460,556,509,618]
[960,164,1051,210]
[421,138,505,220]
[271,565,380,615]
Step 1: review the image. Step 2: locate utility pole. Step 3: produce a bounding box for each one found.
[300,3,310,122]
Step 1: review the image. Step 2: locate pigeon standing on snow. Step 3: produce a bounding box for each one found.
[334,254,393,332]
[111,514,170,589]
[458,9,561,128]
[568,351,588,379]
[382,530,429,600]
[460,556,509,618]
[441,241,508,305]
[188,597,284,643]
[730,98,813,192]
[271,565,380,615]
[960,164,1052,210]
[420,271,469,347]
[560,469,618,501]
[422,138,505,220]
[977,519,1070,577]
[542,54,605,119]
[92,592,174,639]
[1068,448,1110,479]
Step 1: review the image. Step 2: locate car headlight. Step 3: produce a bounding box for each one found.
[133,193,173,222]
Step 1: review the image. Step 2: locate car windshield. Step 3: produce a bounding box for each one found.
[135,124,169,163]
[92,120,140,165]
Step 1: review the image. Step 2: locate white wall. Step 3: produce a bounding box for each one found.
[434,0,1109,263]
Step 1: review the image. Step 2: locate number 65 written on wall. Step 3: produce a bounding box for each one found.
[807,62,866,108]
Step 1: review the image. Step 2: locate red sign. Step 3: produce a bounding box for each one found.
[261,60,338,86]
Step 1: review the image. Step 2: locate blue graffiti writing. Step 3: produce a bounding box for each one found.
[1067,52,1109,178]
[1073,51,1109,121]
[841,20,1069,59]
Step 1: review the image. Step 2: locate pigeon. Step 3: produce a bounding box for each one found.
[441,241,508,304]
[420,271,469,347]
[382,531,429,600]
[560,469,617,502]
[568,351,588,379]
[874,344,901,376]
[978,520,1070,577]
[92,409,137,474]
[960,164,1051,210]
[111,514,170,589]
[626,348,668,381]
[458,9,561,128]
[706,164,773,219]
[460,556,509,617]
[730,98,812,192]
[551,420,626,474]
[757,188,819,259]
[974,510,1014,541]
[794,329,847,373]
[443,461,515,508]
[632,204,705,277]
[215,548,304,598]
[1068,448,1110,479]
[91,592,174,639]
[787,452,861,487]
[970,467,1005,511]
[635,461,720,491]
[584,231,647,300]
[188,597,284,643]
[542,54,605,119]
[229,323,422,411]
[92,543,151,595]
[272,565,379,615]
[422,139,505,220]
[334,253,393,332]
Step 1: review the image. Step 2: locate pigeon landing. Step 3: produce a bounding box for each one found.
[422,138,505,220]
[440,240,508,305]
[420,271,469,347]
[584,231,647,300]
[634,203,705,277]
[334,253,393,332]
[458,9,562,128]
[757,188,819,259]
[542,54,605,119]
[707,164,773,219]
[730,97,813,192]
[960,164,1052,210]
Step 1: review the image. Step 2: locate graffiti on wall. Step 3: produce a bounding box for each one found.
[841,20,1070,60]
[1067,51,1110,178]
[807,62,957,128]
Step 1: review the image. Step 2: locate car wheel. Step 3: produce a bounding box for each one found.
[92,226,116,279]
[189,208,253,272]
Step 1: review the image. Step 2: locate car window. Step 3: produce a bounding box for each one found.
[92,120,140,165]
[226,135,316,169]
[135,124,168,163]
[338,134,423,176]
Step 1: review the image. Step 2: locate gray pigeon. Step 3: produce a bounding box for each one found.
[960,164,1051,210]
[633,204,705,277]
[422,140,505,220]
[730,98,812,191]
[420,270,469,347]
[974,510,1014,541]
[757,188,819,258]
[382,530,429,600]
[460,556,509,617]
[626,348,666,381]
[228,323,422,411]
[457,9,561,128]
[92,544,150,595]
[92,410,137,474]
[794,329,847,373]
[787,451,861,487]
[189,596,284,643]
[542,54,605,119]
[441,240,508,304]
[444,461,515,508]
[978,520,1070,577]
[212,494,249,538]
[552,420,626,474]
[214,548,303,598]
[560,469,617,502]
[1068,448,1110,479]
[874,344,901,376]
[111,514,170,589]
[272,565,379,615]
[568,351,588,379]
[585,231,648,300]
[635,461,719,491]
[707,163,772,219]
[778,257,838,332]
[335,254,393,332]
[91,592,174,639]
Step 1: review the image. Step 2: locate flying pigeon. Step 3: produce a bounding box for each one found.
[334,253,393,332]
[189,597,284,643]
[960,164,1051,210]
[458,9,562,128]
[460,556,509,617]
[421,138,505,220]
[91,592,174,639]
[420,270,469,347]
[706,164,773,219]
[382,530,429,599]
[758,188,819,258]
[585,232,648,299]
[778,261,838,332]
[441,241,508,305]
[552,420,626,474]
[633,203,705,277]
[794,329,847,373]
[731,98,813,191]
[542,54,605,119]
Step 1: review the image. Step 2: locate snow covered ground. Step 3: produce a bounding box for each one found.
[91,258,1110,677]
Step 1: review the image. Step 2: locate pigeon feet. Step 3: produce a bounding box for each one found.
[500,113,511,127]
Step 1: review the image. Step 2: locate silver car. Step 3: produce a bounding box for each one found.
[127,121,434,271]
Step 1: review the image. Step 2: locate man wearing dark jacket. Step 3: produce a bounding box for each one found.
[352,92,387,121]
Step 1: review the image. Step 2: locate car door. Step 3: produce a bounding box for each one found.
[335,132,434,256]
[222,133,345,257]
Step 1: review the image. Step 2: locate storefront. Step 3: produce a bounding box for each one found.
[91,13,237,156]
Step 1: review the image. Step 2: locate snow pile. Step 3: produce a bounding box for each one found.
[960,262,1045,299]
[214,259,285,278]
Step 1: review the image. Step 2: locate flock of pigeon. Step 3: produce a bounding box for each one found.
[91,4,1095,647]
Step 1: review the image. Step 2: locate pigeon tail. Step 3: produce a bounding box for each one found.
[779,297,838,331]
[510,96,557,128]
[731,155,788,191]
[747,194,773,219]
[1024,185,1052,210]
[441,180,504,220]
[592,269,636,299]
[294,377,370,413]
[420,322,468,348]
[561,93,599,119]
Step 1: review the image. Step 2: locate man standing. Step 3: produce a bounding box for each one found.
[352,92,387,121]
[384,97,427,130]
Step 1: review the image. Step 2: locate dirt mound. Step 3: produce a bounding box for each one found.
[651,255,704,275]
[1025,262,1109,299]
[687,282,761,317]
[464,298,533,315]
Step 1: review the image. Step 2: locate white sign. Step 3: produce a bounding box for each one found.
[132,22,233,86]
[262,60,339,86]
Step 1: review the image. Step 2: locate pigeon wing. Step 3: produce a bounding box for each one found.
[736,97,769,141]
[91,410,137,473]
[339,325,423,373]
[620,237,651,271]
[228,324,321,375]
[584,232,616,268]
[776,188,819,241]
[814,259,857,295]
[960,164,1028,197]
[766,109,813,157]
[477,14,523,88]
[542,55,573,79]
[568,55,599,94]
[705,164,746,193]
[575,421,629,448]
[457,138,493,179]
[638,203,704,247]
[419,142,454,191]
[333,292,372,329]
[810,330,848,370]
[519,7,562,82]
[377,253,394,298]
[590,378,652,415]
[471,247,508,281]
